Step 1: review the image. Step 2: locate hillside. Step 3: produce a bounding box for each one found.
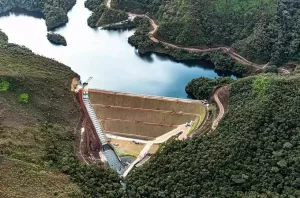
[85,0,128,27]
[0,31,83,197]
[0,31,122,198]
[0,0,76,30]
[125,73,300,197]
[112,0,300,66]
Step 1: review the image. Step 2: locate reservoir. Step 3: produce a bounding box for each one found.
[0,0,219,98]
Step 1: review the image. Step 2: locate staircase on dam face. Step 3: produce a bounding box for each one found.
[82,92,125,174]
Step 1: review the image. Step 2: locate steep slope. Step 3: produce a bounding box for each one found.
[125,73,300,197]
[0,32,83,197]
[0,31,122,198]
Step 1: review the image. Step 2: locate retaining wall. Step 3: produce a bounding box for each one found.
[89,90,203,114]
[89,90,204,139]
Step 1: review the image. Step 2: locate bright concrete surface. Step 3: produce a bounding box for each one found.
[106,134,148,144]
[122,124,191,177]
[178,120,197,140]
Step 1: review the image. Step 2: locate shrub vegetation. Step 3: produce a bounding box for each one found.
[0,0,76,30]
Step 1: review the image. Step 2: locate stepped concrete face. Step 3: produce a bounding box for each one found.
[88,89,205,140]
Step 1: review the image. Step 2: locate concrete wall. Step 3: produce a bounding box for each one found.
[89,90,203,114]
[93,105,195,125]
[89,90,204,140]
[100,120,176,139]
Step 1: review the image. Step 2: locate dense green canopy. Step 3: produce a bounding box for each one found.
[47,32,67,46]
[186,77,234,100]
[125,73,300,197]
[113,0,300,66]
[0,0,76,30]
[85,0,128,28]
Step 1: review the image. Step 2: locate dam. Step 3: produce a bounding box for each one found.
[88,89,206,140]
[78,87,206,175]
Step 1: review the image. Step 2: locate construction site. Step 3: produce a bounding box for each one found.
[76,78,207,176]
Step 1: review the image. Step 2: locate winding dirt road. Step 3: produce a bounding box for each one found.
[212,87,225,130]
[104,0,290,73]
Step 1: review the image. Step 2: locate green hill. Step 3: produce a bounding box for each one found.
[0,31,122,198]
[0,30,83,197]
[125,73,300,197]
[112,0,300,66]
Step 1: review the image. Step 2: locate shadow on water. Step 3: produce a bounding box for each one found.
[106,29,131,34]
[51,22,68,31]
[137,51,237,78]
[137,50,216,70]
[0,8,44,18]
[134,50,154,63]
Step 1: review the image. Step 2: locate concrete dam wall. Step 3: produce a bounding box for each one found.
[89,89,205,140]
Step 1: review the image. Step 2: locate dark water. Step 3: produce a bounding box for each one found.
[0,0,219,98]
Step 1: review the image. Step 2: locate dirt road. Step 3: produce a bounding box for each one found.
[104,1,290,74]
[122,124,190,177]
[212,87,225,130]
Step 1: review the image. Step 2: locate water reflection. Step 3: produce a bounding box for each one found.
[0,8,44,18]
[0,0,220,98]
[135,51,155,63]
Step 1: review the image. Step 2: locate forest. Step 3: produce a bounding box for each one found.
[125,73,300,197]
[2,23,300,196]
[186,77,234,100]
[85,0,128,27]
[112,0,300,66]
[0,0,76,30]
[2,0,300,197]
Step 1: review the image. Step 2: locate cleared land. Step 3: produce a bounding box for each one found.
[89,90,205,139]
[110,138,159,157]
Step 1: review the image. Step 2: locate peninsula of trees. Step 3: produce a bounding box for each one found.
[85,0,127,27]
[0,0,76,30]
[112,0,300,67]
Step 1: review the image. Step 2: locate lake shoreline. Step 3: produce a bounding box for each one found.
[0,0,221,98]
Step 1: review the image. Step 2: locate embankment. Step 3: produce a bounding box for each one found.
[89,89,205,139]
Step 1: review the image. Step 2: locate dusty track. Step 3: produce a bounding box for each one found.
[212,86,227,130]
[105,1,290,74]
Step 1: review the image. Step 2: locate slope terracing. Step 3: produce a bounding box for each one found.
[88,89,206,140]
